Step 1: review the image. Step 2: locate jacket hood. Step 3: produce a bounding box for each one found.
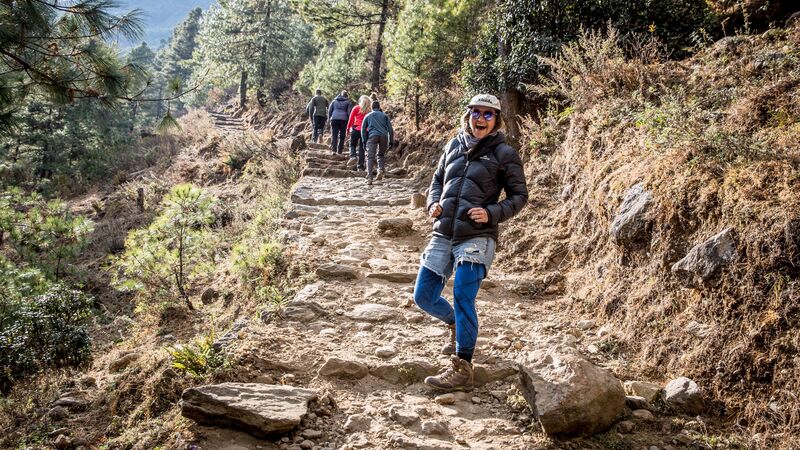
[334,96,349,102]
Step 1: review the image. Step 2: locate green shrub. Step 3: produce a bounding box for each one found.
[0,282,94,392]
[165,331,227,378]
[0,189,93,280]
[113,184,217,310]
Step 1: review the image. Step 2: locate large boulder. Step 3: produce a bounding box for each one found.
[181,383,318,437]
[609,183,653,248]
[517,348,626,436]
[671,228,737,287]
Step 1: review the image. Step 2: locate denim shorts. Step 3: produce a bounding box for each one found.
[420,235,496,279]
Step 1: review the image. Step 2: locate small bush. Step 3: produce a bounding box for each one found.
[0,189,93,280]
[0,282,94,392]
[113,184,217,310]
[165,331,227,378]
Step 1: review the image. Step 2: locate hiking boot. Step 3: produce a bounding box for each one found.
[376,170,385,181]
[441,323,456,355]
[424,355,474,392]
[366,178,373,186]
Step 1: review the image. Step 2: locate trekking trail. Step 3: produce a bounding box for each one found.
[194,140,553,450]
[211,111,246,133]
[192,140,688,450]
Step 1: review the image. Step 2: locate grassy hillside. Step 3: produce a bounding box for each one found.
[497,23,800,446]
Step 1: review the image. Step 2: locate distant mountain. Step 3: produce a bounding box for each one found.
[118,1,215,49]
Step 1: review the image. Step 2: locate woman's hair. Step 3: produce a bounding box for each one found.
[461,108,503,135]
[358,95,371,114]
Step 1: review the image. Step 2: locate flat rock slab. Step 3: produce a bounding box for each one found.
[181,383,318,437]
[370,361,439,384]
[365,272,418,283]
[346,303,400,322]
[318,357,369,379]
[316,263,360,280]
[291,177,413,208]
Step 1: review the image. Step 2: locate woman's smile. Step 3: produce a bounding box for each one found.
[470,108,496,139]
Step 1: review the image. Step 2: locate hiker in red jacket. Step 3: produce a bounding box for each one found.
[346,95,371,171]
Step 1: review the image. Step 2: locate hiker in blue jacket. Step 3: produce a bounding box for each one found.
[328,90,352,154]
[414,94,528,392]
[360,101,393,186]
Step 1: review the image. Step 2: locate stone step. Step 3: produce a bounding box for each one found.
[308,143,329,151]
[301,168,362,178]
[291,177,413,207]
[303,151,348,161]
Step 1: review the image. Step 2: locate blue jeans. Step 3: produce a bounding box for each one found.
[413,236,495,362]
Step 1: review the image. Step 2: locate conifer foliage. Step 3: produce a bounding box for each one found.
[0,1,146,132]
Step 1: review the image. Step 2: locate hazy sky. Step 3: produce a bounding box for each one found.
[118,1,214,49]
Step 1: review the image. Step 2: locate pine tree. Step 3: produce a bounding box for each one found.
[197,0,314,108]
[292,0,397,92]
[386,0,488,128]
[0,1,146,132]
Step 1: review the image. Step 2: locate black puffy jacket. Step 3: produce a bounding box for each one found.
[427,132,528,244]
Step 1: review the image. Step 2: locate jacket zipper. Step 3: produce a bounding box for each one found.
[450,155,470,239]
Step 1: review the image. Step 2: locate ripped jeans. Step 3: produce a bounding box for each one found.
[413,236,496,362]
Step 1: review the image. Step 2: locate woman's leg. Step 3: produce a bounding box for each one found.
[349,128,358,158]
[452,262,486,363]
[413,265,454,324]
[357,134,366,170]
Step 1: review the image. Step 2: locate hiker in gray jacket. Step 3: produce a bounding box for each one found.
[306,89,328,143]
[328,90,352,154]
[360,100,393,185]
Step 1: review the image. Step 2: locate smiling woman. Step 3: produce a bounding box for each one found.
[412,93,528,393]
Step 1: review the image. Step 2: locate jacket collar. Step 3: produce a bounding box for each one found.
[457,131,506,161]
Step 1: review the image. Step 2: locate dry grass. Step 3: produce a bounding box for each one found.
[500,23,800,446]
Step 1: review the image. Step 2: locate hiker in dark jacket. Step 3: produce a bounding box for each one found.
[360,100,393,185]
[414,93,528,392]
[328,90,352,154]
[306,89,328,143]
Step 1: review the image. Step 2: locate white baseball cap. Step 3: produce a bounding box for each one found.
[467,94,501,112]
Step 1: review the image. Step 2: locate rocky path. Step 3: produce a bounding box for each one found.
[188,141,713,450]
[190,141,547,449]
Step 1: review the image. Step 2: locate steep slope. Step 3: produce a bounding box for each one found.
[496,22,800,446]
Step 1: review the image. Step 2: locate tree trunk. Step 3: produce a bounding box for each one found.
[497,32,521,144]
[239,69,248,109]
[414,91,420,131]
[370,0,389,92]
[257,1,272,106]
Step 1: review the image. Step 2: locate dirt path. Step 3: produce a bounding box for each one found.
[192,141,550,449]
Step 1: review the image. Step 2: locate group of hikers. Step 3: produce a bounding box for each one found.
[306,89,393,186]
[306,90,528,392]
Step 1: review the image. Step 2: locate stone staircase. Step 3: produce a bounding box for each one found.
[210,112,246,133]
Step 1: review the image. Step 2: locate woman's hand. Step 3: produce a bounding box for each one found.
[468,207,489,224]
[429,203,442,218]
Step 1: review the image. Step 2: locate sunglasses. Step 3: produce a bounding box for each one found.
[470,109,496,121]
